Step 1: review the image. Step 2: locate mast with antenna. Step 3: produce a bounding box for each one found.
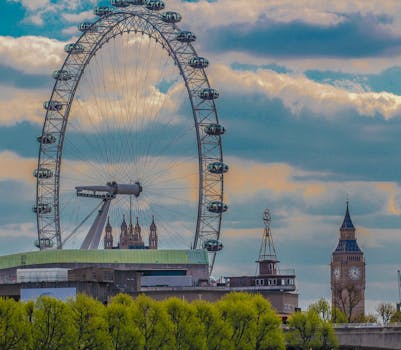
[257,209,280,275]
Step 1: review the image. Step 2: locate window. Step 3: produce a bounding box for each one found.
[255,279,265,286]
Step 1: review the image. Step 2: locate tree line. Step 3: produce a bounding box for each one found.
[0,292,338,350]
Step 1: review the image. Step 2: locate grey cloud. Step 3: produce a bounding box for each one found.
[205,14,401,58]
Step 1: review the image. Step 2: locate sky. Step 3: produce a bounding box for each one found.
[1,0,401,314]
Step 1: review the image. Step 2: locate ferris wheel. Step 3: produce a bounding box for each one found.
[33,0,228,272]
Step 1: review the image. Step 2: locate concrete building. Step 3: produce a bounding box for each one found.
[0,247,298,315]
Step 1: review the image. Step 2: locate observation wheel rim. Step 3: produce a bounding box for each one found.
[35,5,225,273]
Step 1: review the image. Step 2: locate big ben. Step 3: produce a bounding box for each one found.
[331,201,365,321]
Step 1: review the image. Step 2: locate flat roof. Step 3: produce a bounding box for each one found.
[0,249,209,270]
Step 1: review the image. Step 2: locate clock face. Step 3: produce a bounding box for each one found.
[333,267,340,280]
[349,266,361,280]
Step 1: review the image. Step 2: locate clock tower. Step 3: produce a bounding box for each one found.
[331,201,365,321]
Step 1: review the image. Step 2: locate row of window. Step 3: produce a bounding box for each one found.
[347,255,361,262]
[255,278,295,286]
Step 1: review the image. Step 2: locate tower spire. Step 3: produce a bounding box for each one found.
[340,200,355,231]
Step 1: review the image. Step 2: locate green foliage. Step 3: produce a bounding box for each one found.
[251,295,285,350]
[193,300,233,350]
[286,309,338,350]
[70,294,112,350]
[110,293,135,306]
[163,297,206,350]
[31,296,77,350]
[106,297,143,350]
[131,294,172,350]
[361,313,378,323]
[217,292,257,350]
[0,298,31,350]
[0,292,299,350]
[286,309,321,350]
[331,307,347,324]
[315,320,338,350]
[390,310,401,322]
[308,298,331,321]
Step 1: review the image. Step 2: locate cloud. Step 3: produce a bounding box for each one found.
[205,14,401,59]
[0,36,65,74]
[225,158,326,204]
[0,222,36,239]
[211,64,401,119]
[62,10,95,23]
[10,0,97,25]
[0,86,47,126]
[0,64,51,89]
[0,151,36,184]
[375,183,401,215]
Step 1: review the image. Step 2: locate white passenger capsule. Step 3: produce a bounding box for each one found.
[161,11,182,23]
[33,168,53,179]
[207,162,229,174]
[78,22,97,32]
[189,57,209,69]
[145,0,165,11]
[32,203,52,214]
[52,70,72,81]
[64,43,85,54]
[199,88,219,100]
[203,239,223,252]
[37,134,56,144]
[111,0,131,7]
[94,6,113,16]
[34,238,54,248]
[204,124,225,136]
[207,201,228,213]
[43,101,63,111]
[176,31,196,43]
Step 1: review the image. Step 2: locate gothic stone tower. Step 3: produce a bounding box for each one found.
[149,215,158,249]
[331,202,365,321]
[104,217,113,249]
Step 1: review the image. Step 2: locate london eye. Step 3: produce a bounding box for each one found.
[34,0,228,272]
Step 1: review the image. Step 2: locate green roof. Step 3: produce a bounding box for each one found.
[0,249,209,270]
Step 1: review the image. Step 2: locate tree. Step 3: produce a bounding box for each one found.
[163,297,206,350]
[251,295,285,350]
[362,314,378,323]
[376,302,396,325]
[217,292,257,350]
[70,294,112,350]
[331,306,347,324]
[31,296,77,350]
[316,320,338,350]
[131,294,173,350]
[286,309,321,350]
[0,297,31,350]
[286,309,338,350]
[334,284,362,322]
[193,300,233,350]
[390,311,401,322]
[106,295,143,350]
[308,298,331,321]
